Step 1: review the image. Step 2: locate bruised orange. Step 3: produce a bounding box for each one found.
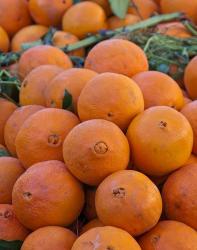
[107,14,140,29]
[0,26,10,52]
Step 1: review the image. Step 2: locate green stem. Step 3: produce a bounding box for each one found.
[182,21,197,36]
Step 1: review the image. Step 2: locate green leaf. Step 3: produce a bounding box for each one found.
[0,149,10,157]
[0,240,23,250]
[62,90,73,110]
[73,0,81,3]
[109,0,130,19]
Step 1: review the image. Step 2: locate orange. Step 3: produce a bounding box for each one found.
[96,170,162,236]
[85,39,149,77]
[4,105,44,156]
[0,0,32,37]
[18,45,73,80]
[138,220,197,249]
[107,14,140,29]
[83,0,112,16]
[184,154,197,165]
[184,56,197,100]
[127,106,193,176]
[78,73,144,131]
[184,96,192,105]
[132,71,184,110]
[16,108,79,168]
[45,68,97,113]
[11,25,48,52]
[63,119,130,186]
[0,157,24,203]
[28,0,73,27]
[80,219,104,234]
[0,204,29,241]
[83,186,97,220]
[12,160,84,230]
[0,26,10,52]
[62,1,107,39]
[0,98,17,145]
[21,226,76,250]
[20,65,64,106]
[72,226,141,250]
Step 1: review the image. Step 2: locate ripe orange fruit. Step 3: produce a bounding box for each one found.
[80,219,104,234]
[162,164,197,230]
[132,71,184,110]
[0,0,32,37]
[0,204,29,241]
[85,39,149,77]
[0,98,17,145]
[83,186,97,220]
[181,101,197,155]
[157,22,192,38]
[62,1,107,39]
[16,108,79,168]
[21,226,76,250]
[45,68,97,113]
[184,96,192,105]
[63,119,130,186]
[20,65,64,106]
[28,0,73,27]
[4,105,44,156]
[72,226,141,250]
[0,26,10,52]
[184,154,197,165]
[18,45,73,80]
[0,157,24,203]
[184,56,197,100]
[138,220,197,249]
[127,106,193,176]
[96,170,162,236]
[11,25,48,52]
[12,160,84,230]
[78,73,144,131]
[83,0,112,16]
[107,14,140,29]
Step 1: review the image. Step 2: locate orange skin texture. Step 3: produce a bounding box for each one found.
[63,119,130,186]
[11,25,48,52]
[128,0,159,19]
[83,0,112,16]
[162,164,197,230]
[18,45,73,80]
[0,26,10,52]
[21,226,76,250]
[45,68,97,113]
[0,157,24,204]
[107,14,140,29]
[181,101,197,155]
[161,0,197,24]
[4,105,44,157]
[157,22,192,38]
[184,154,197,165]
[0,98,17,145]
[62,1,107,39]
[80,219,104,234]
[52,31,85,57]
[78,73,144,131]
[127,106,193,176]
[96,170,162,236]
[28,0,73,27]
[15,108,79,168]
[83,186,97,220]
[132,71,184,110]
[138,220,197,249]
[184,56,197,100]
[0,204,29,241]
[20,65,64,106]
[85,39,149,77]
[72,226,141,250]
[0,0,32,37]
[12,160,85,230]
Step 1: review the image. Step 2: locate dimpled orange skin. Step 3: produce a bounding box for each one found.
[78,73,144,131]
[127,106,193,177]
[107,14,140,30]
[0,26,10,52]
[80,219,104,234]
[0,98,17,146]
[45,68,97,113]
[4,105,44,157]
[83,186,97,220]
[72,226,141,250]
[0,0,32,37]
[21,226,76,250]
[184,56,197,100]
[11,25,48,52]
[96,170,162,236]
[157,22,192,38]
[18,45,73,80]
[0,204,29,241]
[15,108,79,168]
[132,71,184,110]
[63,119,130,186]
[20,65,64,106]
[138,220,197,249]
[85,39,149,77]
[62,1,107,39]
[12,160,85,231]
[28,0,73,27]
[0,157,24,204]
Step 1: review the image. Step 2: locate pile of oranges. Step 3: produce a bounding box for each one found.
[0,0,197,249]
